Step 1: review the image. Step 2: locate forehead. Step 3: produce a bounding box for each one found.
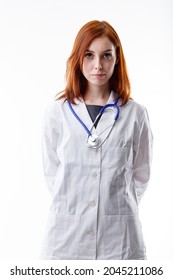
[87,36,115,52]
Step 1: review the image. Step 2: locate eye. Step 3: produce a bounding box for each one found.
[84,52,93,59]
[103,53,112,59]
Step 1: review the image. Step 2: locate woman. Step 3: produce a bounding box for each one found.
[41,20,153,259]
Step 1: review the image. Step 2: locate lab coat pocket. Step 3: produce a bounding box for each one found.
[108,145,133,175]
[104,215,146,259]
[42,210,80,259]
[105,146,133,215]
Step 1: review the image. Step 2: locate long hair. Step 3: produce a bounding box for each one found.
[56,20,131,105]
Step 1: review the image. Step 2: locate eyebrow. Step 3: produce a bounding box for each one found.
[85,49,114,53]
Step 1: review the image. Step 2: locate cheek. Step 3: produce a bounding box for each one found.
[106,62,115,74]
[82,63,91,76]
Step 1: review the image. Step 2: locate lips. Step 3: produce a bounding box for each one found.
[91,74,106,78]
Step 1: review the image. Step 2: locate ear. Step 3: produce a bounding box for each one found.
[115,57,119,65]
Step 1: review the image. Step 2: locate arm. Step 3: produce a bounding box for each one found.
[42,103,60,196]
[133,109,153,203]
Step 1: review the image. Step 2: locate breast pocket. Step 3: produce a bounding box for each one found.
[108,145,133,176]
[104,145,134,215]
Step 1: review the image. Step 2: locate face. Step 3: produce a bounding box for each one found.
[82,36,117,88]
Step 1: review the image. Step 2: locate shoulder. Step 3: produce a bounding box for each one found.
[123,99,148,118]
[42,99,66,133]
[121,99,151,130]
[43,98,66,119]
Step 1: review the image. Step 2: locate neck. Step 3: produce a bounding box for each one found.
[84,85,110,105]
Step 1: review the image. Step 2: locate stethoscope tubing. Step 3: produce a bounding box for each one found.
[67,98,120,139]
[67,100,92,136]
[99,99,120,121]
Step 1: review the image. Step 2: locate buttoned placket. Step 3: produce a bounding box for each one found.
[71,99,111,259]
[84,147,101,259]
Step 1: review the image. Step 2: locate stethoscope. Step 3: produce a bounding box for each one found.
[67,99,120,149]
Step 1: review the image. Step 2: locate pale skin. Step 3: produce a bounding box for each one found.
[82,35,117,106]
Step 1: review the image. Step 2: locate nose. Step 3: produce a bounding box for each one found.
[94,58,102,70]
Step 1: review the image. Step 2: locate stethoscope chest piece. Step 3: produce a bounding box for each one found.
[87,134,101,149]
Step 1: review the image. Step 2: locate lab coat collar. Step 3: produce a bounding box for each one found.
[74,90,117,105]
[106,90,117,104]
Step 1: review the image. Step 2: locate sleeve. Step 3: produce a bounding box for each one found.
[133,108,153,203]
[42,103,60,196]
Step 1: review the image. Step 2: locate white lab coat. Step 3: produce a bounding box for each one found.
[41,91,153,260]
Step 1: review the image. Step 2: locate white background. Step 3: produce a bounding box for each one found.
[0,0,172,260]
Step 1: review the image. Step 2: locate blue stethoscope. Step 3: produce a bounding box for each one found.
[67,99,120,149]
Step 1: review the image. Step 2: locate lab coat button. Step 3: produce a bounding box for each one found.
[89,201,96,207]
[87,230,95,237]
[91,171,97,178]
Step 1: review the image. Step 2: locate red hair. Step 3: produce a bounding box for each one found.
[56,20,131,105]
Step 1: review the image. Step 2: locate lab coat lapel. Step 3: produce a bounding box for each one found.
[72,98,97,133]
[95,91,117,136]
